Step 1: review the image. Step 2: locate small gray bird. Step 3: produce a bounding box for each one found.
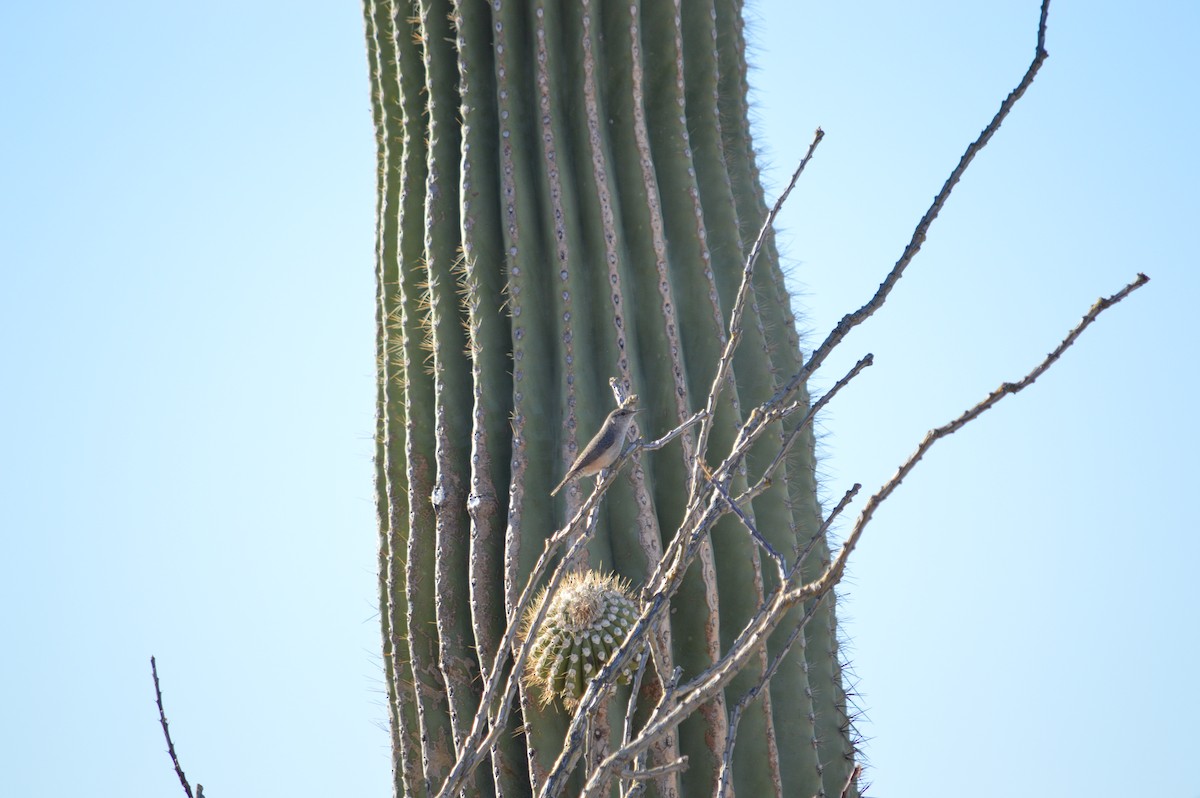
[550,399,639,496]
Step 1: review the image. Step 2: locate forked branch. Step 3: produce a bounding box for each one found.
[779,0,1054,401]
[575,272,1147,796]
[788,272,1150,611]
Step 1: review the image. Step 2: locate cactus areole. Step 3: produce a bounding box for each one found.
[364,0,858,795]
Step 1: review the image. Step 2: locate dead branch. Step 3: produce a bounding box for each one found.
[151,656,196,798]
[785,272,1150,611]
[691,127,825,487]
[778,0,1053,402]
[569,271,1147,797]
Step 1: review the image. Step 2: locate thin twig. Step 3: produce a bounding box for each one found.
[621,757,689,780]
[621,649,650,752]
[717,485,859,797]
[691,128,825,490]
[705,467,787,579]
[796,484,861,565]
[639,410,706,452]
[151,656,195,798]
[743,354,874,497]
[777,0,1053,405]
[436,483,613,796]
[619,649,651,798]
[786,272,1150,610]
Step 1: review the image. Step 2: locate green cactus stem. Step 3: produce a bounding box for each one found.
[364,0,860,795]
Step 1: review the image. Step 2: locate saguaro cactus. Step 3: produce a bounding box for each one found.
[364,0,858,795]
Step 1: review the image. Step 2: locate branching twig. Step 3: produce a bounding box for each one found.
[717,590,826,798]
[784,272,1149,611]
[618,650,651,798]
[717,484,860,798]
[151,656,196,798]
[777,0,1053,405]
[570,271,1146,797]
[704,466,787,578]
[646,354,862,608]
[741,353,874,498]
[796,483,861,565]
[538,8,1067,790]
[436,484,613,796]
[692,127,825,488]
[621,757,689,780]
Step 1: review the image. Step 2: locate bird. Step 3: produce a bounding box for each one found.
[550,399,640,496]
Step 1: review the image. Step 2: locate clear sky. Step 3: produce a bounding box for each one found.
[1,1,1195,796]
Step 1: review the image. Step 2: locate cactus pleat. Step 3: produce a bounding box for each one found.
[450,0,525,793]
[365,0,859,796]
[364,3,409,791]
[364,2,428,795]
[381,2,461,790]
[409,1,490,791]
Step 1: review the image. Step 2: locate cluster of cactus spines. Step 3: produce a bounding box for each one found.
[364,0,859,794]
[521,570,644,710]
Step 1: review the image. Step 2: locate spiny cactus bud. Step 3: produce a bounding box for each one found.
[520,570,643,709]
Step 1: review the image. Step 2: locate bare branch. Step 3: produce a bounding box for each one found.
[618,650,652,798]
[692,128,825,484]
[741,353,874,498]
[705,467,787,579]
[718,484,860,797]
[431,9,1152,798]
[778,0,1054,403]
[621,758,689,780]
[151,656,195,798]
[796,483,862,566]
[621,650,650,752]
[573,270,1147,796]
[435,484,615,796]
[787,272,1150,609]
[638,410,705,453]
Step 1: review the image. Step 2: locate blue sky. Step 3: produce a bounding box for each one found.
[1,1,1195,796]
